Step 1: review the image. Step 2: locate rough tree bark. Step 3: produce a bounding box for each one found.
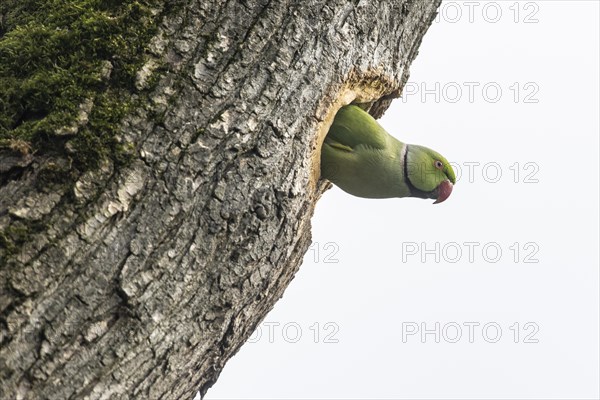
[0,0,441,398]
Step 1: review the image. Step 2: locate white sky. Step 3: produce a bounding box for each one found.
[205,1,599,399]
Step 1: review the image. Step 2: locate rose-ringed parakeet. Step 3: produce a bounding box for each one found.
[321,105,456,203]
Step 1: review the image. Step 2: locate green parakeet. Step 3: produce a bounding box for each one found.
[321,105,456,203]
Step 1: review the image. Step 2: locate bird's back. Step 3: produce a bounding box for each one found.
[320,105,410,198]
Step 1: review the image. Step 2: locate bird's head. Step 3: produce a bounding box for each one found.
[405,144,456,204]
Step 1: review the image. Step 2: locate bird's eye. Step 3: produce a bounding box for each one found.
[434,160,444,170]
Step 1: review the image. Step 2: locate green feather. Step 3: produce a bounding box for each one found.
[323,105,389,151]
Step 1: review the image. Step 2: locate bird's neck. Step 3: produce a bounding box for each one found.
[397,141,412,197]
[382,138,412,198]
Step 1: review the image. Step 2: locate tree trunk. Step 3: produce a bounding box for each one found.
[0,0,441,398]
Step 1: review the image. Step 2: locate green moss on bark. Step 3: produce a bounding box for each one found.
[0,0,160,167]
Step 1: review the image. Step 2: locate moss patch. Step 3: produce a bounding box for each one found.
[0,0,163,259]
[0,220,47,255]
[0,0,160,167]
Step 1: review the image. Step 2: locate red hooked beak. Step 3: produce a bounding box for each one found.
[433,180,453,204]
